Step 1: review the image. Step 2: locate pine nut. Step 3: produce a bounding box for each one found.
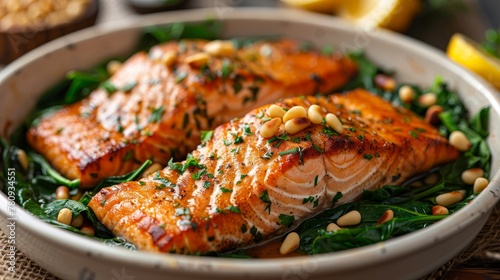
[376,210,394,225]
[436,191,464,207]
[57,208,73,225]
[307,105,324,125]
[461,168,484,185]
[260,118,282,138]
[326,223,341,232]
[398,85,414,104]
[473,177,489,193]
[106,60,122,75]
[268,104,286,119]
[80,224,95,236]
[185,52,210,68]
[449,131,471,152]
[283,106,307,123]
[141,163,163,178]
[424,173,440,185]
[425,105,443,125]
[418,93,437,108]
[16,149,29,170]
[325,113,343,134]
[375,74,396,91]
[285,117,311,135]
[337,210,361,226]
[432,205,449,215]
[55,186,70,200]
[279,232,300,255]
[203,40,235,57]
[70,214,84,228]
[160,51,177,67]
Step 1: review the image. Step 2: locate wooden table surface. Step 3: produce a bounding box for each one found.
[1,0,499,279]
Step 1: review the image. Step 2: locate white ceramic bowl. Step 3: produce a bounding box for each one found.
[1,8,499,280]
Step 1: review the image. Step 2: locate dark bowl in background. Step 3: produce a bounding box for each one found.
[0,0,99,64]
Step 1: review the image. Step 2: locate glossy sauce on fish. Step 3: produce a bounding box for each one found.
[89,89,459,254]
[27,39,357,187]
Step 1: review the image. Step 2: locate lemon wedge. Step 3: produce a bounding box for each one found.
[447,33,500,90]
[338,0,421,32]
[281,0,346,13]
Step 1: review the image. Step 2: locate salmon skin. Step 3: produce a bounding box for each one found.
[27,39,357,187]
[89,89,459,254]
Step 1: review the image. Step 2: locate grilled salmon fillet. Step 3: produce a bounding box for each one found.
[27,39,357,187]
[89,89,460,254]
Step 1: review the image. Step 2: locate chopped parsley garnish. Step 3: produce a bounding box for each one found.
[203,181,211,189]
[314,175,319,186]
[331,192,343,207]
[220,187,232,193]
[223,139,232,146]
[201,130,213,143]
[175,71,187,83]
[409,130,418,139]
[153,172,176,188]
[279,147,300,156]
[278,214,295,227]
[101,80,117,94]
[259,190,271,213]
[168,153,205,174]
[121,81,137,92]
[221,58,232,79]
[313,144,323,154]
[192,169,206,180]
[303,196,314,204]
[243,124,252,135]
[259,190,271,203]
[357,135,365,141]
[148,105,165,123]
[233,135,244,144]
[250,226,263,242]
[364,154,373,160]
[323,126,339,137]
[226,205,241,214]
[262,151,274,160]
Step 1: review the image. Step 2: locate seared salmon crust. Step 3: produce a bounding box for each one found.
[27,39,357,187]
[89,89,459,254]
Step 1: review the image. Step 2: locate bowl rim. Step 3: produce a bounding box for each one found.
[1,7,500,277]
